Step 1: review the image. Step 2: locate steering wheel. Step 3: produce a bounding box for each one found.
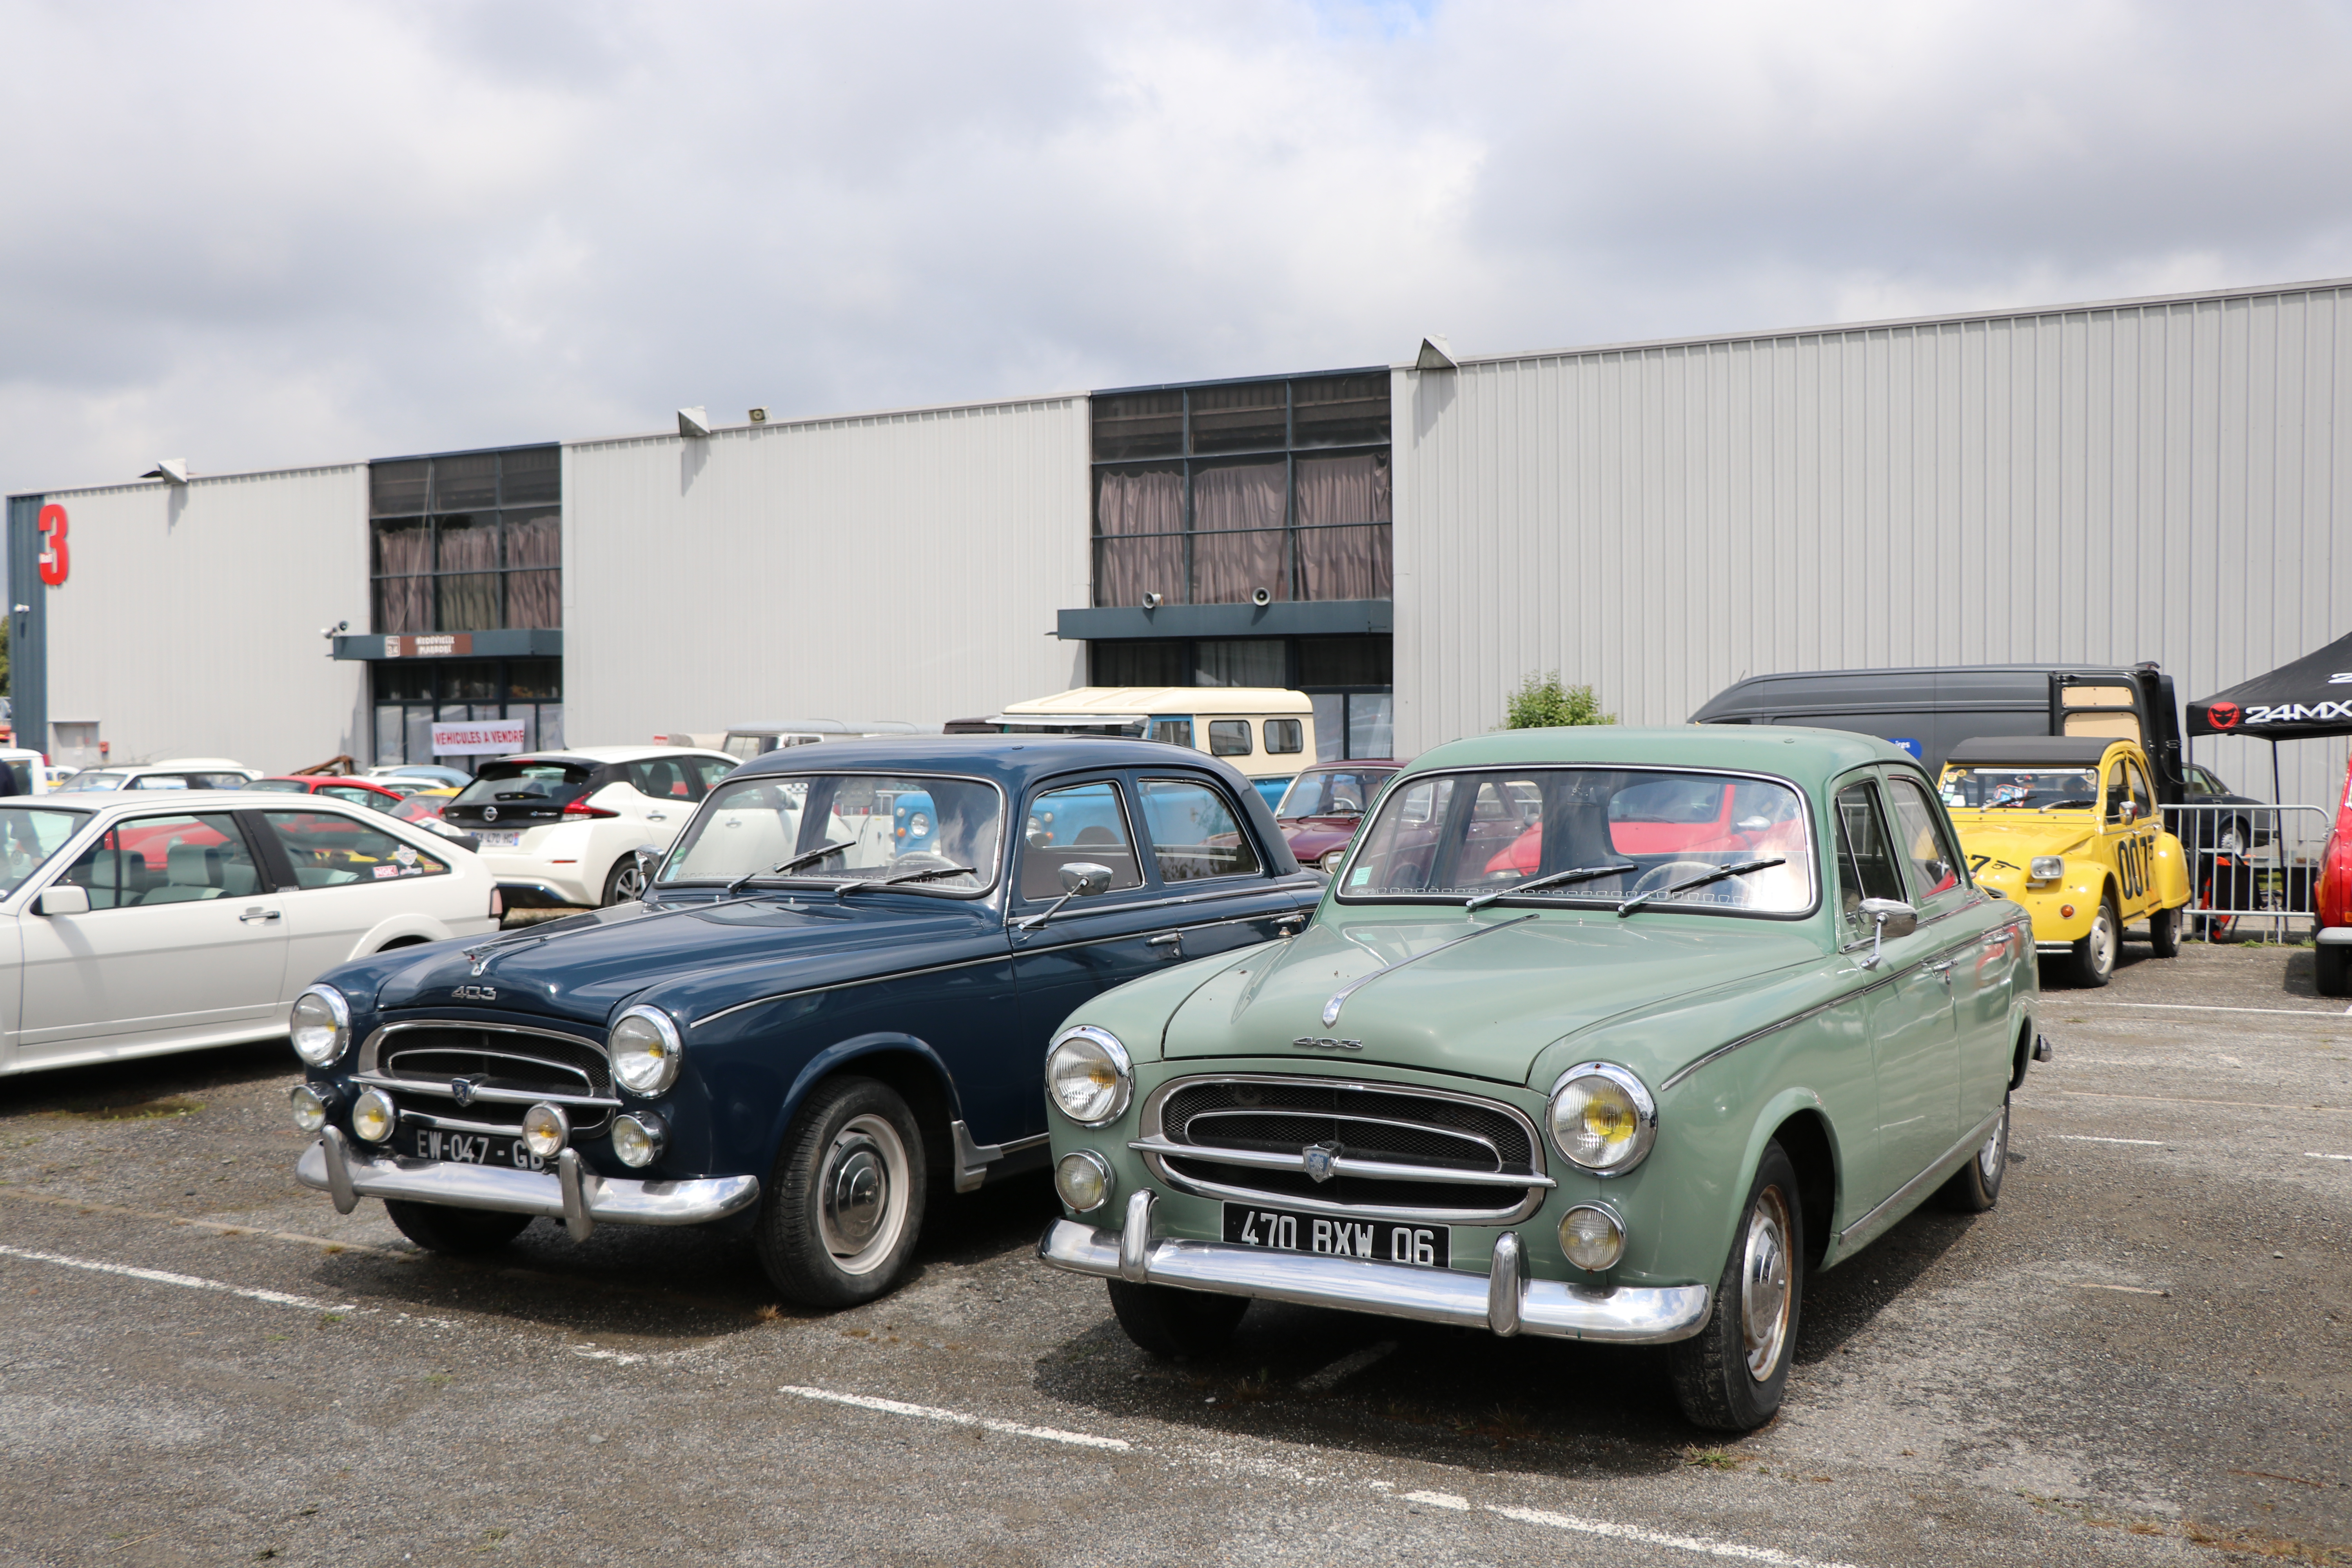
[1629,859,1742,903]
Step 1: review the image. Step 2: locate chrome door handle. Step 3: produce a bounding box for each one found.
[1148,933,1183,954]
[1274,913,1307,934]
[647,812,668,822]
[240,907,281,924]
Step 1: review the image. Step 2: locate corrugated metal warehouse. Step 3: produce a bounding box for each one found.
[9,274,2349,815]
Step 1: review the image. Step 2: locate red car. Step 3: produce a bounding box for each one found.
[2317,756,2352,997]
[1274,761,1402,872]
[243,776,410,813]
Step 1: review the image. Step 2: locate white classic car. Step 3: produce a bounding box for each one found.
[0,790,499,1076]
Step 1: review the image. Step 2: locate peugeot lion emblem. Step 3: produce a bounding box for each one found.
[1303,1140,1343,1184]
[482,805,499,823]
[450,1075,481,1108]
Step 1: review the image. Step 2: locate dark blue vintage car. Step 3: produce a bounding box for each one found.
[287,738,1319,1305]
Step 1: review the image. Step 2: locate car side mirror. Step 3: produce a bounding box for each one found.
[633,844,661,898]
[35,884,89,916]
[1059,861,1114,897]
[2119,800,2140,825]
[1856,896,1917,969]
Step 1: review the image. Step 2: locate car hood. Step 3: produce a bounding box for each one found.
[369,895,1005,1028]
[1159,911,1825,1087]
[1945,816,2094,866]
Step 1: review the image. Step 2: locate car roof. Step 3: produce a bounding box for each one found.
[494,746,733,767]
[1402,724,1915,788]
[1944,735,2126,766]
[726,733,1258,788]
[997,686,1314,718]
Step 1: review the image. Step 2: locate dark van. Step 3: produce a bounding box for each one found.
[1689,663,2186,804]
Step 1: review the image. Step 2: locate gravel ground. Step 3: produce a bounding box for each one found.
[0,936,2345,1567]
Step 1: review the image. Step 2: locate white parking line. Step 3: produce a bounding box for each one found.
[1401,1490,1469,1510]
[2049,1134,2165,1146]
[0,1242,352,1313]
[778,1385,1133,1450]
[1487,1504,1859,1567]
[2310,1152,2352,1163]
[2059,1001,2346,1018]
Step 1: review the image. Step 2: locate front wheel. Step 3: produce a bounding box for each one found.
[2148,904,2180,959]
[1938,1094,2009,1212]
[384,1200,532,1256]
[1105,1280,1249,1359]
[1668,1142,1804,1432]
[2069,895,2118,987]
[754,1077,927,1307]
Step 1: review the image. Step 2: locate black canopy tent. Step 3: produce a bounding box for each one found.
[2186,629,2352,803]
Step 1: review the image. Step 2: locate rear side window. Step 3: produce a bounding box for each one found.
[1138,778,1261,882]
[258,811,448,888]
[1263,719,1303,755]
[1020,782,1145,898]
[1207,720,1253,757]
[62,813,256,907]
[690,757,736,796]
[452,761,594,810]
[2,761,32,797]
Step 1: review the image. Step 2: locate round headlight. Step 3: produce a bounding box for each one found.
[1558,1203,1627,1270]
[290,985,351,1066]
[521,1103,570,1159]
[1046,1026,1132,1127]
[351,1088,397,1144]
[609,1006,683,1096]
[1546,1063,1657,1174]
[288,1083,331,1134]
[2029,856,2065,880]
[1054,1150,1113,1213]
[610,1111,667,1169]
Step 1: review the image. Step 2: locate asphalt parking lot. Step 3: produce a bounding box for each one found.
[2,939,2347,1568]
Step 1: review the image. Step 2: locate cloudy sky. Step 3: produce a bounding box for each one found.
[4,0,2350,500]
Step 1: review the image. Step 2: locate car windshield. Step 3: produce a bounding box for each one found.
[54,772,125,792]
[660,773,1003,895]
[242,780,311,793]
[1278,769,1386,818]
[0,807,87,896]
[1338,768,1816,915]
[451,761,595,809]
[1939,766,2099,810]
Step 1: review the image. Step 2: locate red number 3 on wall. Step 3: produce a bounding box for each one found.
[36,504,68,586]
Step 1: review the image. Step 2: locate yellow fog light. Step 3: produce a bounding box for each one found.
[1546,1063,1658,1174]
[351,1088,397,1144]
[610,1111,666,1169]
[1558,1203,1627,1270]
[1054,1151,1113,1213]
[288,1083,331,1134]
[521,1103,571,1159]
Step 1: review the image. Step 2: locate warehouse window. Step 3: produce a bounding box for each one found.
[1091,372,1390,608]
[369,446,561,634]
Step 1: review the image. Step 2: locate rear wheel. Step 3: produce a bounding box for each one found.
[1105,1280,1249,1359]
[754,1077,927,1307]
[1668,1143,1803,1432]
[1938,1094,2009,1212]
[601,856,646,906]
[384,1200,532,1256]
[2318,942,2352,999]
[2069,894,2118,987]
[2148,904,2180,959]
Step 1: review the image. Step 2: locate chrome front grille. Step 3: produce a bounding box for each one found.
[354,1022,617,1135]
[1136,1074,1552,1224]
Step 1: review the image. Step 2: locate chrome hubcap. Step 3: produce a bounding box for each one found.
[1978,1102,2008,1181]
[612,866,644,901]
[2091,907,2115,973]
[1740,1186,1793,1382]
[818,1114,909,1274]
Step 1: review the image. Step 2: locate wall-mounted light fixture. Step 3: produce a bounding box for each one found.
[677,407,711,438]
[748,407,768,423]
[1251,586,1272,607]
[1140,592,1163,610]
[1414,336,1457,372]
[142,458,190,484]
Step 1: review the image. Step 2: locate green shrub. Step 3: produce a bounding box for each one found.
[1503,672,1613,730]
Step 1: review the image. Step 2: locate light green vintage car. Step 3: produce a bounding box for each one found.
[1036,726,2043,1430]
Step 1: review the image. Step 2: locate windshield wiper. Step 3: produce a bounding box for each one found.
[726,840,856,897]
[835,864,975,898]
[1615,858,1786,918]
[1464,862,1637,911]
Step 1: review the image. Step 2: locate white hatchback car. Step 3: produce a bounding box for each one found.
[434,746,740,909]
[0,791,499,1076]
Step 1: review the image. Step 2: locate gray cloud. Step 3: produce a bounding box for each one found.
[3,0,2348,500]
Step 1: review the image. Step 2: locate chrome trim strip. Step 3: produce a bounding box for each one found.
[1183,1109,1503,1166]
[1487,1231,1524,1338]
[1319,914,1537,1025]
[2034,942,2074,955]
[382,1045,595,1091]
[401,1110,535,1136]
[1130,1134,1554,1191]
[359,1019,607,1078]
[296,1137,760,1227]
[951,1122,1051,1194]
[1836,1101,2008,1252]
[1038,1216,1713,1344]
[349,1071,621,1111]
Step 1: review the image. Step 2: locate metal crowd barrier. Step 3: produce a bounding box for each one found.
[2158,802,2334,942]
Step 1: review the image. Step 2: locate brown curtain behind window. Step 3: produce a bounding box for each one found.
[1296,453,1392,600]
[1191,462,1285,604]
[1095,468,1183,606]
[436,515,500,631]
[372,520,432,632]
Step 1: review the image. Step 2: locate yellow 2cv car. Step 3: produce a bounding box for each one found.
[1937,736,2192,986]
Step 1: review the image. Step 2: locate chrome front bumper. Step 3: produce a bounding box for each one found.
[1038,1191,1711,1345]
[296,1128,759,1241]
